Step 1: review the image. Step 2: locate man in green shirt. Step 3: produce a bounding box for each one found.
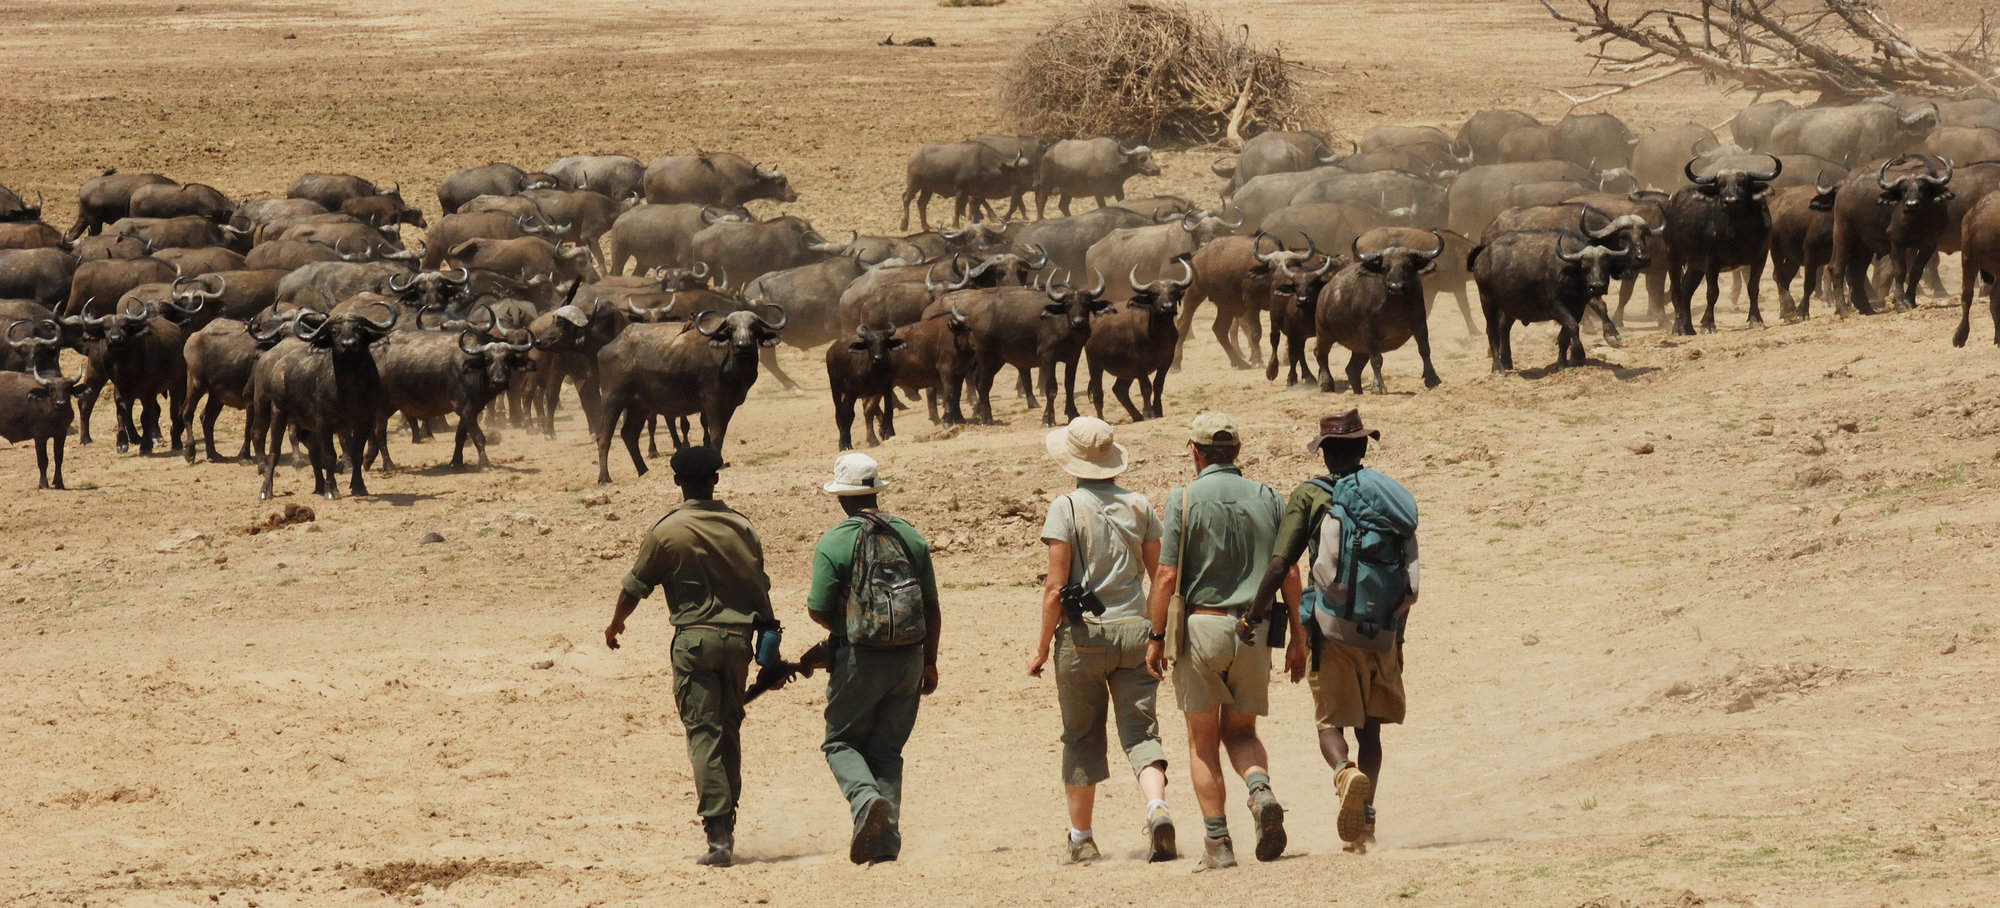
[604,445,774,868]
[805,452,942,864]
[1144,413,1307,870]
[1248,410,1418,853]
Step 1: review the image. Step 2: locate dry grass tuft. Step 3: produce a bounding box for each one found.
[1000,0,1318,145]
[352,859,539,896]
[938,0,1005,7]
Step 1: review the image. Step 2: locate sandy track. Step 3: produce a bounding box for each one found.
[2,2,1998,906]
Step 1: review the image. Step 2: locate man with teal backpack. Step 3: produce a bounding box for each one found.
[1245,410,1419,854]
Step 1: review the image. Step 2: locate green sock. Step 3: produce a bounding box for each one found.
[1203,815,1229,839]
[1246,770,1272,793]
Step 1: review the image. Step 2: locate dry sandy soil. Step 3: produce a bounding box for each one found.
[2,1,1998,905]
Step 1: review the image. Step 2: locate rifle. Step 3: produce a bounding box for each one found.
[744,640,829,704]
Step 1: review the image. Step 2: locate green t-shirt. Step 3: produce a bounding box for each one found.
[1273,477,1340,566]
[620,500,774,626]
[1160,464,1284,610]
[806,513,941,635]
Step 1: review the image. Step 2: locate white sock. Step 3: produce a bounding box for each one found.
[1146,799,1169,815]
[1069,827,1092,845]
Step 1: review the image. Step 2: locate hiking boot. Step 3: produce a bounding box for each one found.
[1334,765,1374,844]
[849,796,892,865]
[1247,785,1287,862]
[697,814,734,867]
[1344,805,1377,854]
[1145,806,1177,862]
[1194,834,1236,871]
[1061,835,1101,865]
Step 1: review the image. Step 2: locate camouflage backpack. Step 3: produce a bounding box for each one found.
[843,512,927,648]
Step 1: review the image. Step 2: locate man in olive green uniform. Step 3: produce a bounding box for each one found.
[805,453,943,864]
[1144,413,1307,870]
[604,446,774,868]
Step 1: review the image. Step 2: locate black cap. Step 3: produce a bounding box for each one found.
[669,445,725,479]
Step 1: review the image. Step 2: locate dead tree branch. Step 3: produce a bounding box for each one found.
[1540,0,2000,103]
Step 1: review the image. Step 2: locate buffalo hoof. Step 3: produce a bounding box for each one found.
[1423,375,1442,390]
[116,441,130,454]
[50,480,63,491]
[1319,379,1339,393]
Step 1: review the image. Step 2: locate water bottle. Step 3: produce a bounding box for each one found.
[755,624,783,667]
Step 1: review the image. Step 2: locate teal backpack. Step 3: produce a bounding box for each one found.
[1299,469,1419,652]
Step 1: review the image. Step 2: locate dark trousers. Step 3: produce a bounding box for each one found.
[822,640,924,858]
[672,625,753,819]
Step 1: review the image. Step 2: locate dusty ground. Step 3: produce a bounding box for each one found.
[2,1,1999,905]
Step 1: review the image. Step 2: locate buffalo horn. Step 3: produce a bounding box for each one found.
[693,309,726,337]
[1683,157,1718,186]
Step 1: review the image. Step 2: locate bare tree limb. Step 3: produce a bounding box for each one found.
[1540,0,2000,102]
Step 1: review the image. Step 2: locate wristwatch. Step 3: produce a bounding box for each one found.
[1146,628,1165,643]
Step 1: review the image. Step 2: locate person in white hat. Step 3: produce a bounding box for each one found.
[802,452,942,864]
[1029,417,1175,864]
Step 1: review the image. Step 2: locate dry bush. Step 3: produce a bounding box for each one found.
[1001,0,1318,145]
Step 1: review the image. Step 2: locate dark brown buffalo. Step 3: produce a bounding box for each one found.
[924,276,1109,426]
[1954,191,2000,347]
[1663,155,1781,333]
[0,248,77,307]
[369,327,535,470]
[687,216,828,293]
[422,209,562,268]
[860,307,977,435]
[1767,178,1841,321]
[181,313,296,463]
[250,304,400,499]
[153,246,247,276]
[445,236,597,285]
[1313,229,1445,394]
[1211,131,1336,197]
[68,170,174,239]
[287,173,400,212]
[1036,138,1160,218]
[1456,109,1541,165]
[243,239,345,271]
[1083,258,1194,422]
[593,306,786,483]
[0,369,74,488]
[827,325,907,450]
[1830,154,1954,314]
[0,183,44,222]
[64,256,176,317]
[902,142,1033,230]
[341,193,427,230]
[128,183,236,223]
[105,216,250,253]
[437,163,559,215]
[643,152,798,207]
[0,221,68,251]
[1472,229,1637,371]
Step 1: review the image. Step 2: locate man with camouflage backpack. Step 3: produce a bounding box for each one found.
[806,452,943,864]
[1247,410,1419,853]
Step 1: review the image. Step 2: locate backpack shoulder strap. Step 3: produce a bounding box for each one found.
[859,510,918,562]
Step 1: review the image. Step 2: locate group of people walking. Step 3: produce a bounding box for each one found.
[602,409,1419,869]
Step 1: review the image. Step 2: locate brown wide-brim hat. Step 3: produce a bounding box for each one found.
[1306,408,1380,453]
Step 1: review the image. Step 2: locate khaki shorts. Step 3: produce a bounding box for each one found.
[1309,637,1406,729]
[1173,613,1270,715]
[1054,620,1165,786]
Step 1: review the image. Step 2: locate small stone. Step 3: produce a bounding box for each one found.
[1521,633,1540,646]
[531,659,555,670]
[1630,441,1655,455]
[213,553,228,565]
[1751,424,1774,437]
[420,532,445,544]
[1725,693,1756,713]
[1836,420,1859,433]
[603,512,619,521]
[1940,636,1958,655]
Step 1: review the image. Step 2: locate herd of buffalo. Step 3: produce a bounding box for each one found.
[4,93,2000,496]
